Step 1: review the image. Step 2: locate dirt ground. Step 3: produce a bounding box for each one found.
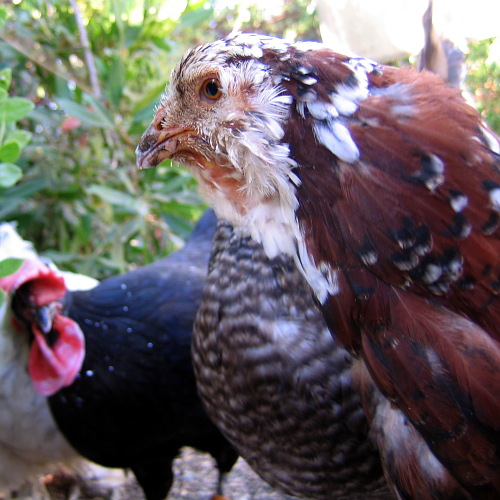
[168,448,297,500]
[4,447,297,500]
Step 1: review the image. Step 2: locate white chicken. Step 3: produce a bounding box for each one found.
[0,222,83,494]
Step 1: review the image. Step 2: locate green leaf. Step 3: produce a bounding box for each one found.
[0,162,22,188]
[0,177,47,219]
[107,56,124,108]
[150,36,172,52]
[0,257,23,278]
[0,142,21,163]
[54,75,73,100]
[124,24,142,47]
[41,250,79,265]
[179,6,214,28]
[83,94,115,128]
[129,81,164,120]
[57,98,114,129]
[162,212,195,239]
[187,0,210,10]
[0,97,34,122]
[5,130,32,150]
[0,289,5,308]
[0,88,8,103]
[0,68,11,92]
[87,184,148,215]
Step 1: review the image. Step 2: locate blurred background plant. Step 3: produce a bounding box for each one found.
[0,0,497,279]
[0,67,34,190]
[467,37,500,134]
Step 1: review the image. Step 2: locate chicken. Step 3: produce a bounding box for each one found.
[193,218,390,498]
[0,222,82,493]
[8,211,238,500]
[136,32,500,499]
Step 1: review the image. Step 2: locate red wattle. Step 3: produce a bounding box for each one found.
[28,314,85,396]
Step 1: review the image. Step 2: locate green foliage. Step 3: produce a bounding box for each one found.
[0,67,33,188]
[177,0,320,48]
[0,257,23,308]
[0,0,208,278]
[0,257,22,278]
[467,38,500,135]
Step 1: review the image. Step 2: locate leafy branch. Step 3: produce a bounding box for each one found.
[0,68,34,188]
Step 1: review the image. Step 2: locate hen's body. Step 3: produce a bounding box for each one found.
[0,321,79,491]
[0,223,80,492]
[137,33,500,499]
[193,220,389,499]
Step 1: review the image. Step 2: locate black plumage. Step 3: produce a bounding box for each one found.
[192,220,390,499]
[45,210,237,500]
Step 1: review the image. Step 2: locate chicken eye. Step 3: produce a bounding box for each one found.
[200,78,222,102]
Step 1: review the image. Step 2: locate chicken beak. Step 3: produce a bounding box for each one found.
[11,280,60,335]
[33,302,59,335]
[136,123,189,170]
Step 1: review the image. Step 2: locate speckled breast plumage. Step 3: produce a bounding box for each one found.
[192,220,390,499]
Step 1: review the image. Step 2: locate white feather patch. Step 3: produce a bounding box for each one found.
[450,193,468,213]
[0,223,37,261]
[313,120,360,164]
[490,188,500,211]
[293,41,325,52]
[330,93,358,116]
[295,243,340,304]
[481,126,500,154]
[307,100,338,120]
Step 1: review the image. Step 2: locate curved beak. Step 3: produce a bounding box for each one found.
[33,302,59,335]
[136,122,190,170]
[11,279,62,337]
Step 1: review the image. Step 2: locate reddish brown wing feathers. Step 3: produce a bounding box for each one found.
[356,360,472,500]
[351,67,500,337]
[276,48,500,495]
[361,288,500,497]
[287,60,500,338]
